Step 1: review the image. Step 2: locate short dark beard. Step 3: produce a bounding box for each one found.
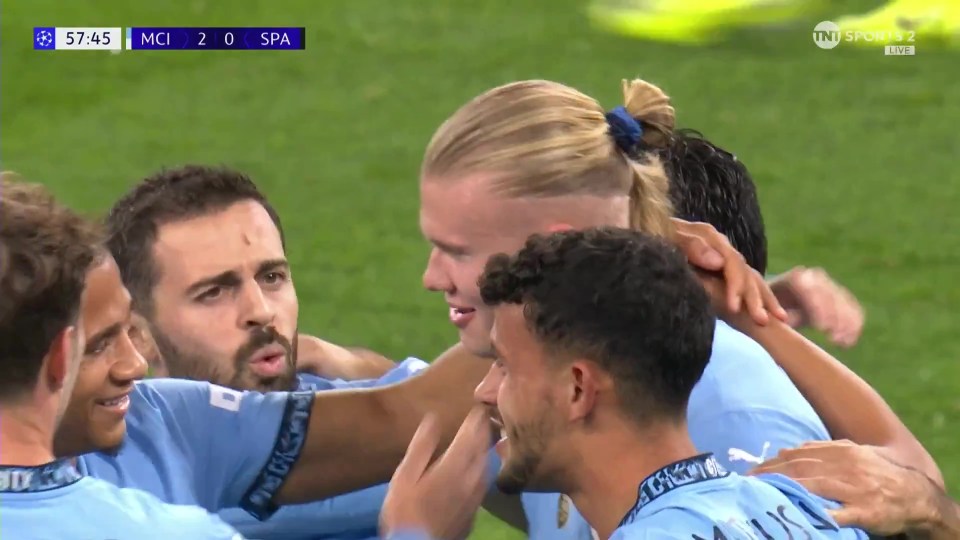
[495,414,555,494]
[150,323,298,392]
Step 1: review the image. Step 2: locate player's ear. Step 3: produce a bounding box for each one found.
[44,326,77,391]
[566,360,600,421]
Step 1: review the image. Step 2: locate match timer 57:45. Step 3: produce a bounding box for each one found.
[33,27,122,50]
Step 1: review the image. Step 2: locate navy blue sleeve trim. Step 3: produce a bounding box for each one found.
[239,390,315,520]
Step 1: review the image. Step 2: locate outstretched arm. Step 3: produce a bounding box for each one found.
[753,441,957,539]
[275,344,490,505]
[728,313,941,486]
[297,334,397,380]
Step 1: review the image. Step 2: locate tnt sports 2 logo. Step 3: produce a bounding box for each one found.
[812,20,916,52]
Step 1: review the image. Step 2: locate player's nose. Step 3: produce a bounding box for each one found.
[422,248,454,292]
[473,363,501,406]
[239,282,276,328]
[112,333,148,383]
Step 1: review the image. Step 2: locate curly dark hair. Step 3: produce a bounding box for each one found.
[104,165,285,315]
[0,174,103,401]
[658,129,767,275]
[479,227,715,424]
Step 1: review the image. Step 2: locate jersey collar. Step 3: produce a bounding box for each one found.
[0,458,82,493]
[619,453,729,527]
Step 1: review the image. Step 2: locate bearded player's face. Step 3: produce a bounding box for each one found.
[474,304,567,494]
[147,200,300,393]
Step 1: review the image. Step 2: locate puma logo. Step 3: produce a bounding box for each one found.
[728,441,771,465]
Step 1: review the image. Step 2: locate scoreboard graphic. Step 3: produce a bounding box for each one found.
[33,27,306,51]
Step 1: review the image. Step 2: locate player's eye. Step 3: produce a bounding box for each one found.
[86,338,112,357]
[260,271,287,285]
[196,286,224,302]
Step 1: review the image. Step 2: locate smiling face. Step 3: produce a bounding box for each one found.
[54,256,148,457]
[473,304,570,494]
[147,200,299,392]
[419,175,545,357]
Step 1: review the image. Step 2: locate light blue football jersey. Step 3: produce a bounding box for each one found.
[384,455,866,540]
[611,454,867,540]
[78,377,314,520]
[0,459,243,540]
[218,357,429,540]
[522,321,831,539]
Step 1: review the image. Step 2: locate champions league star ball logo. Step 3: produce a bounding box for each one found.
[35,29,54,48]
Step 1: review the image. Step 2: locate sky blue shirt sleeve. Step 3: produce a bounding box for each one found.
[688,407,830,475]
[756,473,870,540]
[219,484,384,539]
[218,358,430,538]
[142,378,314,518]
[686,321,830,475]
[298,357,429,391]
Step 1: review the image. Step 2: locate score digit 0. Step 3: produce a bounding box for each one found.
[224,32,234,46]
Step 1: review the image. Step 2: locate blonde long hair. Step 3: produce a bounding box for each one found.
[422,78,676,236]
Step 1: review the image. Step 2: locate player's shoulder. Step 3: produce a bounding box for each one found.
[708,321,774,370]
[79,477,243,538]
[612,520,692,540]
[691,321,819,417]
[135,378,244,408]
[135,377,212,401]
[752,472,841,511]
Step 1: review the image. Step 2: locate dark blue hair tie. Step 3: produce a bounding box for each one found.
[605,106,643,152]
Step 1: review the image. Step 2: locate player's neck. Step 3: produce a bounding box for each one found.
[0,404,57,466]
[568,420,696,540]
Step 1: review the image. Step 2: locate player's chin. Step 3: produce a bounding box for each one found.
[459,329,496,359]
[92,419,128,453]
[494,465,529,495]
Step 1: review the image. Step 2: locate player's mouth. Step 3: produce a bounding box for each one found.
[95,392,131,416]
[490,415,509,456]
[248,344,288,377]
[448,304,476,328]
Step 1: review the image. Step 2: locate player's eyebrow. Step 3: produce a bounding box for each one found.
[426,236,469,255]
[185,270,242,297]
[256,258,289,275]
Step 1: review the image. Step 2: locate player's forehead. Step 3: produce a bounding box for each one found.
[82,256,132,334]
[152,200,285,285]
[419,176,537,250]
[491,304,531,356]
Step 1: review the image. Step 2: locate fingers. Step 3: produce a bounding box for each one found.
[671,219,726,271]
[789,267,865,348]
[672,219,788,324]
[794,269,836,338]
[393,413,442,484]
[439,407,491,469]
[833,287,865,348]
[785,309,804,329]
[753,268,787,323]
[439,408,490,537]
[788,476,857,504]
[828,506,869,530]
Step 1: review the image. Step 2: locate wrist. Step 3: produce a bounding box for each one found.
[904,469,955,536]
[729,314,785,344]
